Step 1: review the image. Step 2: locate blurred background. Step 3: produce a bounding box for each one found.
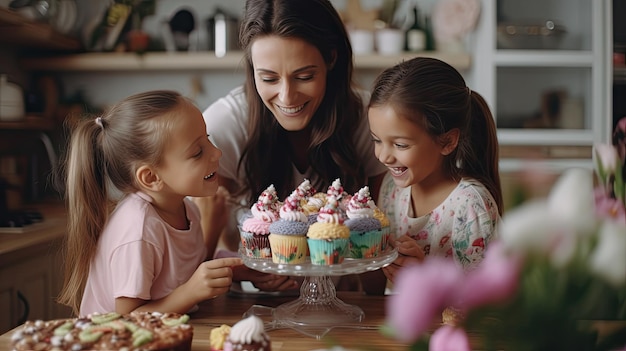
[0,0,624,212]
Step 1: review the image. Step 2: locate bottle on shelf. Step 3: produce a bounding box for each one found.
[405,5,426,52]
[424,14,436,51]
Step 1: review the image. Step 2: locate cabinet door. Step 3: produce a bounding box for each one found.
[14,255,52,323]
[0,255,54,334]
[473,0,610,149]
[0,269,18,334]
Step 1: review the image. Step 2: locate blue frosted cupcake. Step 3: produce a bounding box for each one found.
[345,186,383,258]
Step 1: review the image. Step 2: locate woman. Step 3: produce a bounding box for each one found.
[204,0,385,248]
[201,0,387,293]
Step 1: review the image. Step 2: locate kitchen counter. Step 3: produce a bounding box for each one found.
[0,203,67,268]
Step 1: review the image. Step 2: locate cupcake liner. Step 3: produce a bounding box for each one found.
[240,230,272,258]
[307,238,349,265]
[349,229,383,258]
[380,225,392,251]
[268,234,308,264]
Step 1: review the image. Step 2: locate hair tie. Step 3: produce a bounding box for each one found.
[95,117,104,129]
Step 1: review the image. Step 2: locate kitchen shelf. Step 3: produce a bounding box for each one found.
[18,51,471,72]
[494,51,595,67]
[0,7,80,51]
[0,115,54,131]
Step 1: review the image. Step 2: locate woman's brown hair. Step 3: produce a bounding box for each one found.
[237,0,366,203]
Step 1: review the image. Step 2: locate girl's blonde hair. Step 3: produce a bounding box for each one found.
[57,90,184,315]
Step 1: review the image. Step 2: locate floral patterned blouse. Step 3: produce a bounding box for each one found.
[378,173,500,270]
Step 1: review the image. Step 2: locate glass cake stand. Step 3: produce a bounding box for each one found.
[240,248,398,338]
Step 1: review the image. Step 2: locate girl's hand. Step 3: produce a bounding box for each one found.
[232,265,299,292]
[187,257,243,302]
[383,234,425,284]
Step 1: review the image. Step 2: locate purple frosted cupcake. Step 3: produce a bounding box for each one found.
[345,186,383,258]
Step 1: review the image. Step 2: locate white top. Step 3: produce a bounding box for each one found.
[80,192,207,316]
[378,173,500,270]
[202,86,387,199]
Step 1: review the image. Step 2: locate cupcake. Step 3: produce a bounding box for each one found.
[295,178,316,199]
[240,184,280,258]
[268,189,309,264]
[306,195,350,265]
[210,324,231,351]
[345,186,383,258]
[326,178,350,214]
[373,206,392,251]
[224,315,271,351]
[302,192,326,224]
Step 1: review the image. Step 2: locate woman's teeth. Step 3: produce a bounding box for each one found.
[277,104,304,114]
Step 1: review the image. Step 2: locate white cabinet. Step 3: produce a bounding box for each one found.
[473,0,613,171]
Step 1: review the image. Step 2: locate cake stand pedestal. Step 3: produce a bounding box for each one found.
[240,249,397,338]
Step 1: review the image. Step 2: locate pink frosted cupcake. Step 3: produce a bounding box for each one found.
[326,178,350,214]
[240,184,280,258]
[295,178,316,199]
[268,189,309,264]
[345,186,383,258]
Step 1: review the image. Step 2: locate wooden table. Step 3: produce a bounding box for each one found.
[3,290,625,351]
[188,292,408,351]
[0,292,408,351]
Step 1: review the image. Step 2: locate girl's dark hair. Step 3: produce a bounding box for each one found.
[237,0,366,204]
[369,57,503,215]
[57,90,184,315]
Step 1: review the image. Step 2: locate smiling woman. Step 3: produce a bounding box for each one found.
[199,0,387,296]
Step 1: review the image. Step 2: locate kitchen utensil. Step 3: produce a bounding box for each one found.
[206,7,239,57]
[497,20,566,50]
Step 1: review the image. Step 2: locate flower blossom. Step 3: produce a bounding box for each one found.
[429,325,470,351]
[386,258,462,343]
[454,241,521,310]
[589,219,626,286]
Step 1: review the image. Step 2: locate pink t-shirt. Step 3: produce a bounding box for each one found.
[80,192,208,316]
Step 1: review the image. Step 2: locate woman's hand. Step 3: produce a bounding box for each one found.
[232,265,299,292]
[383,234,425,284]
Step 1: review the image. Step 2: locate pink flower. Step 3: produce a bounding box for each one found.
[454,241,521,310]
[386,257,463,343]
[595,188,626,223]
[429,325,471,351]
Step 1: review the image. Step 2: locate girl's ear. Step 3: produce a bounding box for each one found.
[136,165,162,191]
[440,128,460,156]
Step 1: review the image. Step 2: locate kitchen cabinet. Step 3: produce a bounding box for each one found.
[0,209,71,335]
[473,0,612,172]
[0,254,54,334]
